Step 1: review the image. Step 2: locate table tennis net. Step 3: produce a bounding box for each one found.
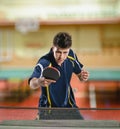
[0,107,120,128]
[0,106,120,121]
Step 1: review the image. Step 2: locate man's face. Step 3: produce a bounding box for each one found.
[52,46,70,66]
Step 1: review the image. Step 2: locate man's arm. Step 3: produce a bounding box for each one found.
[29,77,56,89]
[29,77,42,89]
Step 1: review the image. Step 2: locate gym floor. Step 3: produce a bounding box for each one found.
[0,74,120,122]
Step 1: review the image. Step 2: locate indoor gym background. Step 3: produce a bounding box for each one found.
[0,0,120,125]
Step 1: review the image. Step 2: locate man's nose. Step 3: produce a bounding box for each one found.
[60,53,64,58]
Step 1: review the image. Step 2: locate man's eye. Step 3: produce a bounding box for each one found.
[56,51,61,54]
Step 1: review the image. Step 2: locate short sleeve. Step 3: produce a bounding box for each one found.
[73,54,83,74]
[28,58,50,84]
[68,49,83,74]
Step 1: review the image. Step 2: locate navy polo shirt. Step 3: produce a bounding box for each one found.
[29,49,83,108]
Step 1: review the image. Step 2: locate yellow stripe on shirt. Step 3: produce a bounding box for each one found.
[46,62,52,107]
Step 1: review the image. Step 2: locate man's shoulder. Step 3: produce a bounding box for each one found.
[37,52,52,66]
[68,49,76,61]
[39,49,53,61]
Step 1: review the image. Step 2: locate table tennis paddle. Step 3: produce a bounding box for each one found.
[43,66,60,81]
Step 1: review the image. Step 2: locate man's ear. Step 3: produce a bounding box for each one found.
[52,46,57,52]
[52,46,54,52]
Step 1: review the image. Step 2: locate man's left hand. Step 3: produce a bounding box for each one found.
[78,69,89,82]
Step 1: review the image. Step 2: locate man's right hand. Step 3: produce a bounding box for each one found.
[30,77,56,89]
[38,77,56,87]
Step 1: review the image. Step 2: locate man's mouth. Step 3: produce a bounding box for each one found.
[58,59,63,62]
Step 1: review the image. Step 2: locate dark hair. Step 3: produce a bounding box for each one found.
[53,32,72,48]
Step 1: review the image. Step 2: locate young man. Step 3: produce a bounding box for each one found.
[28,32,89,120]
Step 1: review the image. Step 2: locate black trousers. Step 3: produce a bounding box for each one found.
[37,108,84,120]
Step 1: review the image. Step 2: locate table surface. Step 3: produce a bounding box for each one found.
[0,120,120,129]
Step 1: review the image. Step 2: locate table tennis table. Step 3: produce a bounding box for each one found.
[0,119,120,129]
[0,106,120,129]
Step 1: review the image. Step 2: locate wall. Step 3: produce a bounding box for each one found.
[0,23,120,69]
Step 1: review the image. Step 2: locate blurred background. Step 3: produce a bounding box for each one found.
[0,0,120,121]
